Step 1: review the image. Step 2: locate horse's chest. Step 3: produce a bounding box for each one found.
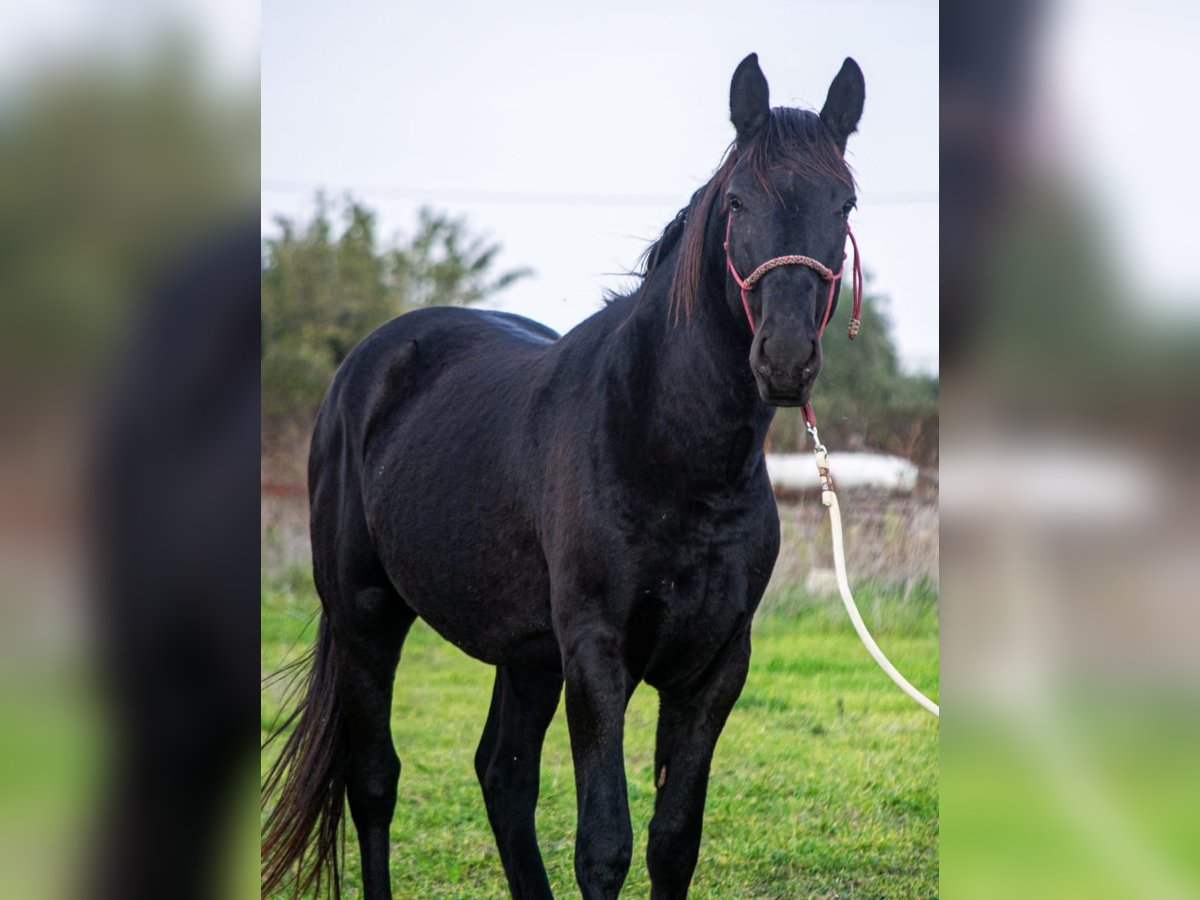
[634,505,778,688]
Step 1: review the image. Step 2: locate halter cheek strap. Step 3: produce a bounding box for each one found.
[724,215,864,427]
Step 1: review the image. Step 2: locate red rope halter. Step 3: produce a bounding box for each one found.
[723,215,863,428]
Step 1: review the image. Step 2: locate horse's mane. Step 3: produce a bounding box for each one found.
[628,107,855,322]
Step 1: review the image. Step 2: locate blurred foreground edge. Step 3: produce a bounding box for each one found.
[941,0,1200,898]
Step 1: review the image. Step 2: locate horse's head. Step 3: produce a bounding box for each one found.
[724,54,864,407]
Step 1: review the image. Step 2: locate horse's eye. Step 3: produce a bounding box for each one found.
[841,200,856,217]
[728,196,744,212]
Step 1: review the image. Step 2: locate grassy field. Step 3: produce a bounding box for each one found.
[262,568,939,898]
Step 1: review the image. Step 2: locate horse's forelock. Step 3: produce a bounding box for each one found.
[747,108,856,199]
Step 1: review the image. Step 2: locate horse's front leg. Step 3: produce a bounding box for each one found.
[560,622,634,900]
[647,628,752,900]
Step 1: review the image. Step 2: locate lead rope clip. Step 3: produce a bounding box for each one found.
[804,419,834,505]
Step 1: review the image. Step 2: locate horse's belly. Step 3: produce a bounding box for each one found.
[415,572,557,670]
[370,491,558,670]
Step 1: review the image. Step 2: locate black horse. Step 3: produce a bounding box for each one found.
[263,53,864,900]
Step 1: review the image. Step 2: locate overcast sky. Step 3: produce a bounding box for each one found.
[262,0,939,372]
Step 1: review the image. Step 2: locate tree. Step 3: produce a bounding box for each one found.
[261,196,532,434]
[387,207,533,310]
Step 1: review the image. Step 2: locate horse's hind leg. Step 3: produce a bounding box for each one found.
[475,666,563,899]
[333,580,416,900]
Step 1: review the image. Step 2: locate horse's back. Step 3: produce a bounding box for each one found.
[311,307,556,473]
[329,306,554,411]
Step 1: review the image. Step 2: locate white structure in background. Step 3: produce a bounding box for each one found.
[766,452,919,494]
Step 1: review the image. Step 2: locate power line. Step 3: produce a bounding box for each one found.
[261,179,938,209]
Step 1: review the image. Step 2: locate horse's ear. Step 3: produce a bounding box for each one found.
[730,53,770,145]
[820,57,865,152]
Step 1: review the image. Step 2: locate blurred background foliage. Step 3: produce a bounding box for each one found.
[0,43,256,391]
[261,196,938,468]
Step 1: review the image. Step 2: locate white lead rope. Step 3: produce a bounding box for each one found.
[807,425,940,718]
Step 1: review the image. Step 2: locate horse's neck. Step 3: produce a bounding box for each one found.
[615,250,774,481]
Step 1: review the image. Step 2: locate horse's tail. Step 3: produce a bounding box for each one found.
[261,614,346,898]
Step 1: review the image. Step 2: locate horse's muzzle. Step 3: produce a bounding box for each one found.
[750,331,820,406]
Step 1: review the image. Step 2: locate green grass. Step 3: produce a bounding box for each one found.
[262,576,939,898]
[941,707,1200,900]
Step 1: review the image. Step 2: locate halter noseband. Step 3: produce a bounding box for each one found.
[723,214,864,427]
[724,214,863,340]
